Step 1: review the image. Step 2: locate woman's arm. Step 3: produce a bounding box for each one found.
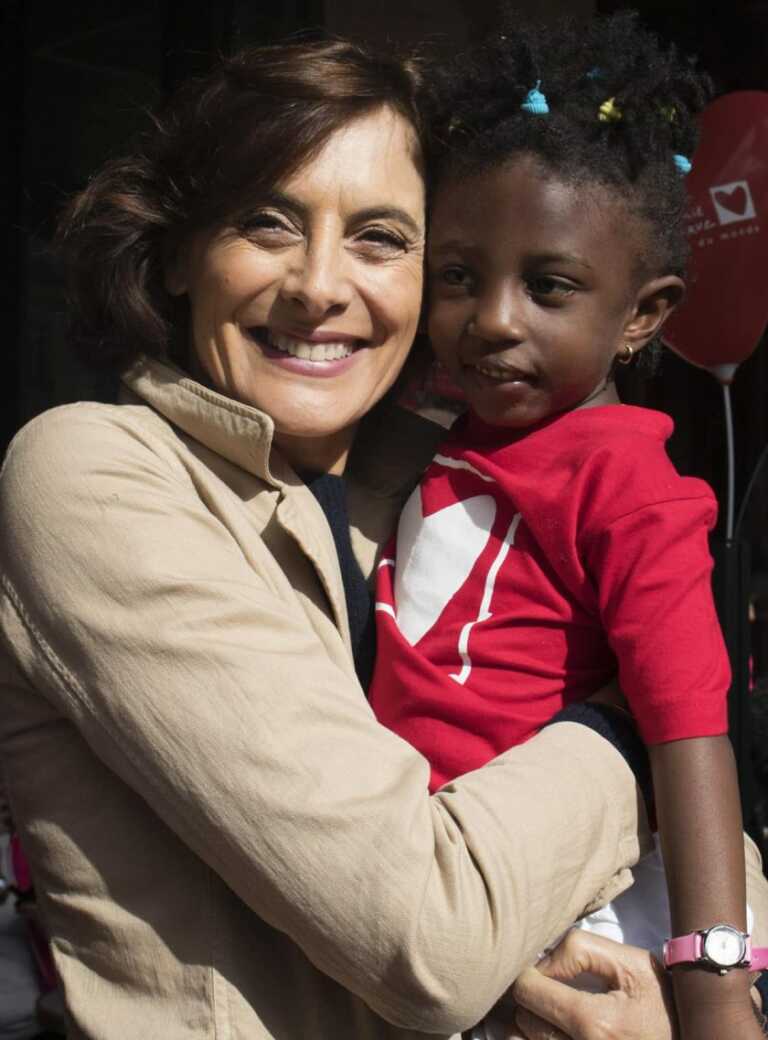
[0,407,649,1033]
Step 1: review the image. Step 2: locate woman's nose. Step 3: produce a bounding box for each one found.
[280,239,353,318]
[471,284,526,344]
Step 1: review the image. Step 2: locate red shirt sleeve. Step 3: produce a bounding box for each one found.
[583,493,730,745]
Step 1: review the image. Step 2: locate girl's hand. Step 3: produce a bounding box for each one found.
[491,929,678,1040]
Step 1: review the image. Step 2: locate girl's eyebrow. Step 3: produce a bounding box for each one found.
[532,251,594,270]
[253,192,422,236]
[428,238,471,255]
[427,242,594,271]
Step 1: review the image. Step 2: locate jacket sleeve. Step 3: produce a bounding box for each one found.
[0,406,647,1033]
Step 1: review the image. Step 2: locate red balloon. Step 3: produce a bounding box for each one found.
[662,91,768,379]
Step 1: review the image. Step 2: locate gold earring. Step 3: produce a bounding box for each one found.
[617,343,634,365]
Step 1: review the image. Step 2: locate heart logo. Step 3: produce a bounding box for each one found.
[393,488,496,646]
[714,185,748,216]
[662,91,768,369]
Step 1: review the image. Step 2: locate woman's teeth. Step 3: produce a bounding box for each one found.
[268,330,355,362]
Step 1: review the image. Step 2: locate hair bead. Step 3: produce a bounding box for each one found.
[673,153,692,176]
[521,81,549,115]
[598,97,623,122]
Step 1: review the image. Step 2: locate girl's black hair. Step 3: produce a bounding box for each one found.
[423,10,711,283]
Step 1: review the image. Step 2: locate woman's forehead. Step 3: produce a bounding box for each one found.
[276,108,426,224]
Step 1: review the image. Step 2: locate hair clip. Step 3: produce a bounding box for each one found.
[673,153,692,176]
[521,81,549,115]
[598,97,622,122]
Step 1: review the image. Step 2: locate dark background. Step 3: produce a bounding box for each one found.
[4,0,768,814]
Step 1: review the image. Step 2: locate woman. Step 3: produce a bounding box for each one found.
[0,37,763,1040]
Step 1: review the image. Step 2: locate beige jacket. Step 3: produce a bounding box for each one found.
[0,357,762,1039]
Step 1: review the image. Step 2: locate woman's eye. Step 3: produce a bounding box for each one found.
[354,227,408,256]
[527,276,575,298]
[239,213,296,239]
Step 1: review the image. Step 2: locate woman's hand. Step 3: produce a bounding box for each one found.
[486,930,677,1040]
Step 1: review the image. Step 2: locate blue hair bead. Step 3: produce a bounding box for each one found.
[586,67,602,80]
[673,153,692,176]
[521,81,549,115]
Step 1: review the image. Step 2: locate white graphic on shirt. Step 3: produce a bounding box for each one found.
[449,513,522,685]
[385,488,497,647]
[432,454,496,482]
[375,558,397,621]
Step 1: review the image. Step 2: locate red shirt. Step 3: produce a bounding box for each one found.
[369,406,729,792]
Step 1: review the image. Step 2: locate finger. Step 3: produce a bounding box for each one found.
[513,966,595,1039]
[515,1007,572,1040]
[534,928,654,987]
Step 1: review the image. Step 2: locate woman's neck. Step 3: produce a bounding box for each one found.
[274,426,358,476]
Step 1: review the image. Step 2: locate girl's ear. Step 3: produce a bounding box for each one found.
[624,275,685,352]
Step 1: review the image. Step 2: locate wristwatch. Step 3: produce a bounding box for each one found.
[664,925,768,974]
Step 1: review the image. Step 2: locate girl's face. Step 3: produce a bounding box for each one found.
[427,154,681,429]
[168,107,425,474]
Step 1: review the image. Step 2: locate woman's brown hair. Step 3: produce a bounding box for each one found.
[57,37,425,371]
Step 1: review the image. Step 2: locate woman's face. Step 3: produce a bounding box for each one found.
[169,106,425,474]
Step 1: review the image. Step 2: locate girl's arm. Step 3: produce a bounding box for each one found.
[651,735,765,1040]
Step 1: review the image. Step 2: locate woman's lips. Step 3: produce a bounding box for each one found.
[247,326,364,376]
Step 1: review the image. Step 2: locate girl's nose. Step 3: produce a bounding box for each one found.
[280,239,353,319]
[471,284,526,345]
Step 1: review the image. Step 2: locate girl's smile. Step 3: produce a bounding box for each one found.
[427,154,680,429]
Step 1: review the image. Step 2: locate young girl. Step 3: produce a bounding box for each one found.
[370,13,768,1040]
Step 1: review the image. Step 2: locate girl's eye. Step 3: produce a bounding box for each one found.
[439,266,473,289]
[527,276,575,298]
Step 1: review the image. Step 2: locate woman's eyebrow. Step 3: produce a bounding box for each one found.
[352,206,423,236]
[250,190,305,218]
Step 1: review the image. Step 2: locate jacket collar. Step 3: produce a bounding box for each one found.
[122,356,289,485]
[121,355,443,500]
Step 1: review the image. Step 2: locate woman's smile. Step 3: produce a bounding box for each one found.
[247,326,363,373]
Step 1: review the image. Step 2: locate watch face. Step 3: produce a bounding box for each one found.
[702,926,746,967]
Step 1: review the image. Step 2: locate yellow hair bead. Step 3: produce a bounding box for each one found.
[598,97,622,123]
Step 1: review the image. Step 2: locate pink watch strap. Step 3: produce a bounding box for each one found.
[663,932,702,967]
[664,931,768,970]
